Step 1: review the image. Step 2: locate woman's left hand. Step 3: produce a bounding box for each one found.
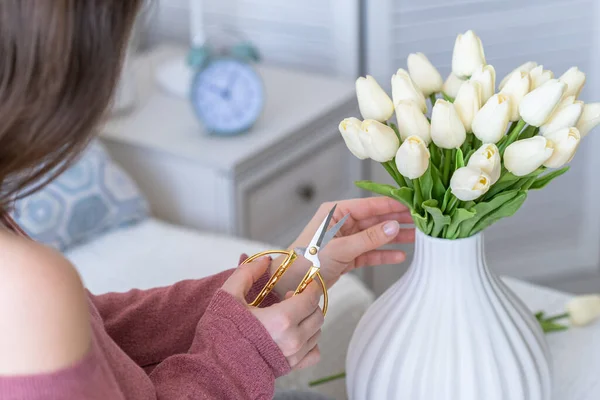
[271,197,415,295]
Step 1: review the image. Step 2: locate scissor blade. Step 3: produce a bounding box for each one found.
[294,247,307,256]
[315,204,337,247]
[320,213,350,249]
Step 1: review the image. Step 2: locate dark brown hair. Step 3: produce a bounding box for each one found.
[0,0,143,209]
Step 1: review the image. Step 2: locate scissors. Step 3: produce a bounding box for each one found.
[240,204,349,316]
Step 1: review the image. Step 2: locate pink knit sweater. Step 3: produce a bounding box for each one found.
[0,258,289,399]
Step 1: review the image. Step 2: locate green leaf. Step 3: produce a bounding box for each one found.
[431,164,446,200]
[458,190,522,237]
[422,200,451,237]
[464,148,476,164]
[411,209,430,234]
[441,188,452,212]
[469,191,527,236]
[499,119,526,154]
[539,320,569,333]
[519,125,538,140]
[482,168,542,201]
[530,166,570,190]
[390,187,415,210]
[535,311,545,321]
[455,148,465,170]
[355,180,396,197]
[381,162,407,187]
[446,208,476,239]
[419,166,434,200]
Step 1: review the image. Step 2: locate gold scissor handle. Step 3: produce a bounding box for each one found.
[294,265,328,316]
[240,250,328,316]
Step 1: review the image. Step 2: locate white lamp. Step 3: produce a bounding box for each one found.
[153,0,204,98]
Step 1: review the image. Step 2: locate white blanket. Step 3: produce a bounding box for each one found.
[67,218,375,399]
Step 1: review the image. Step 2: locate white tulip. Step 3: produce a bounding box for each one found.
[407,53,443,96]
[442,73,466,99]
[430,100,467,149]
[518,79,567,127]
[355,75,395,122]
[395,136,430,179]
[472,94,511,144]
[539,96,584,135]
[450,167,491,201]
[498,61,538,90]
[504,136,554,176]
[467,143,501,184]
[339,118,369,159]
[391,68,427,113]
[469,64,496,103]
[452,30,486,79]
[566,294,600,327]
[500,71,531,121]
[359,120,400,162]
[453,81,482,132]
[529,65,554,89]
[543,127,581,168]
[395,101,431,144]
[559,66,586,99]
[576,103,600,137]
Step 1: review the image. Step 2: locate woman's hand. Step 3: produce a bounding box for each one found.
[273,197,415,294]
[222,257,323,370]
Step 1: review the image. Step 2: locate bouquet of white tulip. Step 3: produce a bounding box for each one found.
[340,29,600,239]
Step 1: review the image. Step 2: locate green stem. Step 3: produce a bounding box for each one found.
[442,149,452,186]
[429,142,441,167]
[429,93,437,108]
[544,312,569,323]
[413,178,424,210]
[499,119,527,155]
[446,196,459,215]
[382,161,406,187]
[442,92,454,103]
[309,372,346,387]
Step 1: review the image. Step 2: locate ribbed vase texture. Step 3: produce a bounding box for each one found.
[346,231,552,400]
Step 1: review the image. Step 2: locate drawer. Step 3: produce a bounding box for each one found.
[244,140,353,245]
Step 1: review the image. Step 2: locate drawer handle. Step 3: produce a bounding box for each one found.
[296,184,316,202]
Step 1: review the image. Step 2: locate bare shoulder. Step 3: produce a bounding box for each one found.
[0,232,91,375]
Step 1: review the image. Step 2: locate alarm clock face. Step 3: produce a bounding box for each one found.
[191,58,264,135]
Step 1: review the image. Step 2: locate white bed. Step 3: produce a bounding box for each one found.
[67,218,375,399]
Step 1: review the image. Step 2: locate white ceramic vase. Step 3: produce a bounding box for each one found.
[346,230,552,400]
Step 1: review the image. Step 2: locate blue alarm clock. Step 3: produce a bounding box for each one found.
[188,40,264,136]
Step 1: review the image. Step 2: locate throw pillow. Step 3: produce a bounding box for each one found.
[11,140,150,251]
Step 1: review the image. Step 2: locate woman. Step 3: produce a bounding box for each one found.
[0,1,414,399]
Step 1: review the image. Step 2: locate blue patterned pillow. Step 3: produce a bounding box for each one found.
[11,140,150,251]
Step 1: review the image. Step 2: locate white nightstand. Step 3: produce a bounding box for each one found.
[100,45,361,247]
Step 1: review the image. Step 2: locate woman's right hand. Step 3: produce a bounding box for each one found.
[221,256,324,370]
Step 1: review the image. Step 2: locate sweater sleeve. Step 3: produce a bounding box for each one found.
[149,289,291,400]
[90,263,280,369]
[0,290,289,400]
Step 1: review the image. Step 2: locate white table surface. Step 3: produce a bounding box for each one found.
[505,277,600,400]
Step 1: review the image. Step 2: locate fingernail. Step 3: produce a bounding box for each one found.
[383,221,400,237]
